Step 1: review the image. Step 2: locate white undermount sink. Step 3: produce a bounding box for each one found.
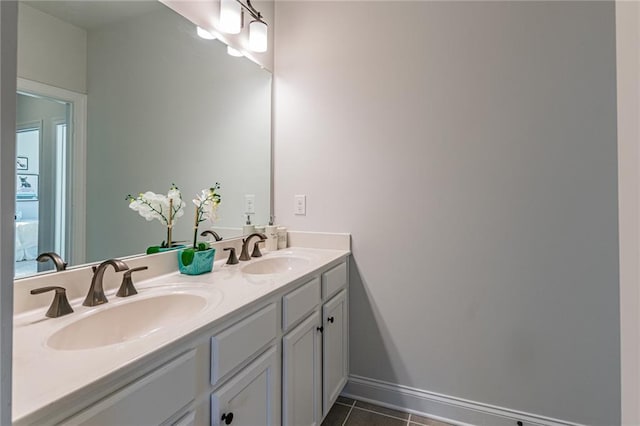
[47,292,216,350]
[241,256,310,275]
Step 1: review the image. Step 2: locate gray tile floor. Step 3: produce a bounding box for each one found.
[322,396,454,426]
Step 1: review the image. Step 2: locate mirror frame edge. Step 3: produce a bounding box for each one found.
[1,1,18,423]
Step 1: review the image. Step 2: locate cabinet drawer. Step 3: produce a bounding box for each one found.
[283,277,320,331]
[211,303,277,385]
[63,350,196,426]
[322,262,347,300]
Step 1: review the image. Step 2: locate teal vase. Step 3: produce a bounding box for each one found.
[178,248,215,275]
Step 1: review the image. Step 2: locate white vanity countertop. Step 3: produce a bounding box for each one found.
[12,246,350,424]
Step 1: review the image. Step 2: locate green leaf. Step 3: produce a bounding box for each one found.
[181,248,195,266]
[146,246,160,254]
[198,242,208,251]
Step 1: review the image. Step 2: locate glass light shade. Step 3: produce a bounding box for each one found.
[249,20,268,53]
[227,46,243,57]
[196,26,216,40]
[220,0,242,34]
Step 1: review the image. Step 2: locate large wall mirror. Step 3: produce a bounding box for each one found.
[15,0,272,278]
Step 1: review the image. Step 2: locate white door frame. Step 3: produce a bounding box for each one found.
[0,3,18,423]
[616,2,640,424]
[16,78,86,266]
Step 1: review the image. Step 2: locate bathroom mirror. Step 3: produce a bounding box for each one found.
[15,1,272,278]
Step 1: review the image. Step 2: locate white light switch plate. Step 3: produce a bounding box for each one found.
[294,195,306,215]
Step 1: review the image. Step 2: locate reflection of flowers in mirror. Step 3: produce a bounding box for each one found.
[126,184,185,248]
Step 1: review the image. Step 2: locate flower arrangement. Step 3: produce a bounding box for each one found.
[180,183,222,268]
[125,184,185,251]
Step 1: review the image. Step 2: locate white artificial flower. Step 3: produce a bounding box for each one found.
[202,198,218,223]
[129,192,166,223]
[127,185,186,226]
[167,187,185,220]
[193,188,220,224]
[192,189,207,208]
[186,184,221,249]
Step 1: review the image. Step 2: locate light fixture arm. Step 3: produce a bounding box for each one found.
[237,0,266,24]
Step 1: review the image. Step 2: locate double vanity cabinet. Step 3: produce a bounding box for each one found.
[13,245,349,426]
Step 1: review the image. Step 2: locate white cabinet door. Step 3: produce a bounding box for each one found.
[171,410,196,426]
[322,289,348,417]
[282,311,322,426]
[211,346,280,426]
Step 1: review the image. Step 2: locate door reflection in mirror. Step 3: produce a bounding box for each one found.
[15,93,72,278]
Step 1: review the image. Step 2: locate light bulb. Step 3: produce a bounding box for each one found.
[220,0,242,34]
[227,46,243,57]
[196,26,216,40]
[249,20,268,53]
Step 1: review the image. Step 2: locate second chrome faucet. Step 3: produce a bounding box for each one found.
[239,233,267,261]
[83,259,130,307]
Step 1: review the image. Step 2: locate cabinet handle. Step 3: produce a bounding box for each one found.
[317,326,324,333]
[327,316,334,323]
[221,412,234,424]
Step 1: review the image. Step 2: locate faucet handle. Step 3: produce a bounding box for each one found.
[30,286,74,318]
[116,266,147,297]
[224,247,239,265]
[251,240,264,258]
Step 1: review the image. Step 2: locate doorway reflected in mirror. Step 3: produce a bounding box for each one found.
[15,92,72,278]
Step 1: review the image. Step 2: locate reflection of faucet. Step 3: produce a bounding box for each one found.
[83,259,129,307]
[36,252,67,272]
[239,233,267,261]
[200,230,223,242]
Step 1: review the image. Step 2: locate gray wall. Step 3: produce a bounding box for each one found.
[273,1,619,424]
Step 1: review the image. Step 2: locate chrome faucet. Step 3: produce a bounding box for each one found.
[201,230,223,242]
[36,252,67,272]
[239,233,267,261]
[83,259,129,307]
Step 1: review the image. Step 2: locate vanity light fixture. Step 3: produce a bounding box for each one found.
[249,19,268,53]
[196,26,216,40]
[219,0,268,53]
[227,46,244,57]
[220,0,242,34]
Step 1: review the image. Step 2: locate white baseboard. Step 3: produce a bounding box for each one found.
[342,375,584,426]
